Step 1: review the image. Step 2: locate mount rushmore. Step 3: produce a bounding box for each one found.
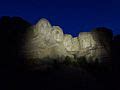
[21,18,112,64]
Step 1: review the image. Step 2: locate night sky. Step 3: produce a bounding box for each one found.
[0,0,120,36]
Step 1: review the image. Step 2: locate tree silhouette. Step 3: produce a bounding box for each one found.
[0,16,32,71]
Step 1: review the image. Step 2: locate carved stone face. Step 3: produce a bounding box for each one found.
[63,34,73,51]
[78,32,96,49]
[52,26,64,42]
[22,18,112,64]
[36,18,52,35]
[71,37,80,51]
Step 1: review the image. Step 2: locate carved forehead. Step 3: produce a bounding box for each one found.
[52,26,63,33]
[36,18,51,28]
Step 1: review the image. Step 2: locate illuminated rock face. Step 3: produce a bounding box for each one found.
[77,31,112,62]
[22,19,70,62]
[77,32,97,60]
[52,26,64,42]
[63,34,73,51]
[71,37,80,51]
[22,18,112,63]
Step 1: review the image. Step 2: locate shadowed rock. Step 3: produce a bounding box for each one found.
[76,28,113,62]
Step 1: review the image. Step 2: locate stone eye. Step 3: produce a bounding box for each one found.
[56,31,59,34]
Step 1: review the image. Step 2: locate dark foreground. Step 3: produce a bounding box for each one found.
[15,62,113,90]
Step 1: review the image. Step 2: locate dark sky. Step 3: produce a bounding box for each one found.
[0,0,120,36]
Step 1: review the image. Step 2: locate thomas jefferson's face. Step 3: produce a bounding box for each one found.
[52,26,64,42]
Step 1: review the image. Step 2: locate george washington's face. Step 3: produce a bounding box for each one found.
[36,18,52,35]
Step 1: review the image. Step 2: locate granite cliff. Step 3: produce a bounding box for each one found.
[21,18,112,65]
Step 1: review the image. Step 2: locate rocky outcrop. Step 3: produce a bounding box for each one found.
[77,32,97,60]
[77,30,112,62]
[21,18,112,64]
[22,19,70,64]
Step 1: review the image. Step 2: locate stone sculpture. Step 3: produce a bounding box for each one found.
[21,18,112,64]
